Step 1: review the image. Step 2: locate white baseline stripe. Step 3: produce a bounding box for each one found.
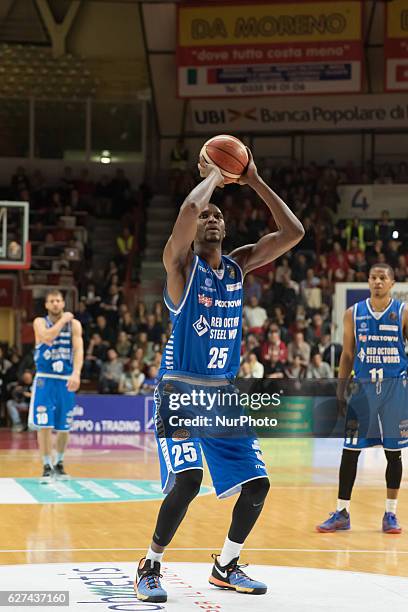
[2,548,408,554]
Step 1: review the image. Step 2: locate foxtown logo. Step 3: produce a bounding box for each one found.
[215,298,242,308]
[193,315,210,336]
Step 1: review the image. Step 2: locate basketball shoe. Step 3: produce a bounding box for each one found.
[209,554,267,594]
[316,509,351,532]
[54,461,69,480]
[382,512,402,534]
[40,464,54,484]
[134,558,167,603]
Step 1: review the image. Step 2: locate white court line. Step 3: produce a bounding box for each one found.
[1,547,408,554]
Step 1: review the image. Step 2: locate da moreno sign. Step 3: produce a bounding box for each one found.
[189,93,408,132]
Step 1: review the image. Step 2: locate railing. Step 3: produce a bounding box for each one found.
[0,97,146,161]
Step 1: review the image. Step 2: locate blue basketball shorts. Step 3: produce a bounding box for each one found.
[154,378,268,498]
[29,374,76,432]
[344,377,408,450]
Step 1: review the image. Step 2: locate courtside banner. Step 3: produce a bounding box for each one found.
[188,93,408,131]
[71,394,155,433]
[177,0,363,98]
[385,0,408,91]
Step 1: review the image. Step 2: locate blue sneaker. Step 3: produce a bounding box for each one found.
[134,558,167,603]
[316,510,350,533]
[382,512,402,534]
[209,554,267,595]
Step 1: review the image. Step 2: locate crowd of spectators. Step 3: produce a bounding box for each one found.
[170,155,408,380]
[3,165,149,288]
[1,157,408,429]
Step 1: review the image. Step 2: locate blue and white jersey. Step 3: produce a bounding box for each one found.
[34,316,73,377]
[353,298,408,380]
[159,254,243,380]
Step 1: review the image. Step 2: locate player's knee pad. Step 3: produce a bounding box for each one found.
[173,468,203,504]
[341,448,361,467]
[385,450,402,489]
[241,477,270,507]
[385,450,402,463]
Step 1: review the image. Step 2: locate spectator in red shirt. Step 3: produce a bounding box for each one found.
[261,325,288,365]
[328,241,349,282]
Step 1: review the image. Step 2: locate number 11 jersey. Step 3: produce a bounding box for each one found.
[353,298,408,380]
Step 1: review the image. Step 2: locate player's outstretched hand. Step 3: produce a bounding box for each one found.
[198,155,224,187]
[67,372,80,392]
[238,148,259,186]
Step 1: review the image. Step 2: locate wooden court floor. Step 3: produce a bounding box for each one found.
[1,432,408,577]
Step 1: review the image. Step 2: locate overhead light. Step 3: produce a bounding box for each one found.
[100,150,111,164]
[392,230,399,239]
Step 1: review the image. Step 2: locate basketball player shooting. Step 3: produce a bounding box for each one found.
[30,290,83,482]
[317,264,408,534]
[135,139,304,602]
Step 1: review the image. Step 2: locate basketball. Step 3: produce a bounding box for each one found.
[200,134,249,182]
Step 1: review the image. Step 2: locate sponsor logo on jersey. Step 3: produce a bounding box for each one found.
[198,264,207,273]
[358,334,367,342]
[379,324,399,331]
[356,315,370,320]
[205,277,212,287]
[226,282,242,292]
[36,405,47,413]
[43,350,51,360]
[358,348,366,362]
[214,298,242,308]
[198,293,213,307]
[227,264,236,279]
[200,284,216,293]
[359,321,368,330]
[193,314,211,337]
[389,312,398,321]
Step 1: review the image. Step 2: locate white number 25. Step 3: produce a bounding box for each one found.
[207,347,228,369]
[172,442,198,467]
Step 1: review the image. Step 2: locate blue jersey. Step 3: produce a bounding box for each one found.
[353,298,408,380]
[159,254,243,380]
[34,316,73,377]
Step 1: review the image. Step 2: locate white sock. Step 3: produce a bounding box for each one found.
[146,546,164,564]
[385,499,398,514]
[219,537,243,567]
[336,499,350,513]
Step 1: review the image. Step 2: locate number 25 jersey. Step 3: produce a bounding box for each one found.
[159,254,243,380]
[353,298,408,379]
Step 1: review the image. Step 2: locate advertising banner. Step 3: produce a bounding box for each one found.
[177,1,363,98]
[188,93,408,132]
[337,184,408,220]
[385,0,408,91]
[72,394,155,434]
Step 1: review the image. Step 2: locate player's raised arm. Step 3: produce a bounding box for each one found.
[67,319,84,392]
[337,307,356,410]
[163,164,224,272]
[33,312,74,346]
[228,150,304,276]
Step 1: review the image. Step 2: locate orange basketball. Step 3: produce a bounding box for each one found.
[200,134,249,182]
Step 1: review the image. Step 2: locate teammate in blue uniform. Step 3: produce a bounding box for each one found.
[30,289,83,482]
[317,264,408,534]
[135,149,304,602]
